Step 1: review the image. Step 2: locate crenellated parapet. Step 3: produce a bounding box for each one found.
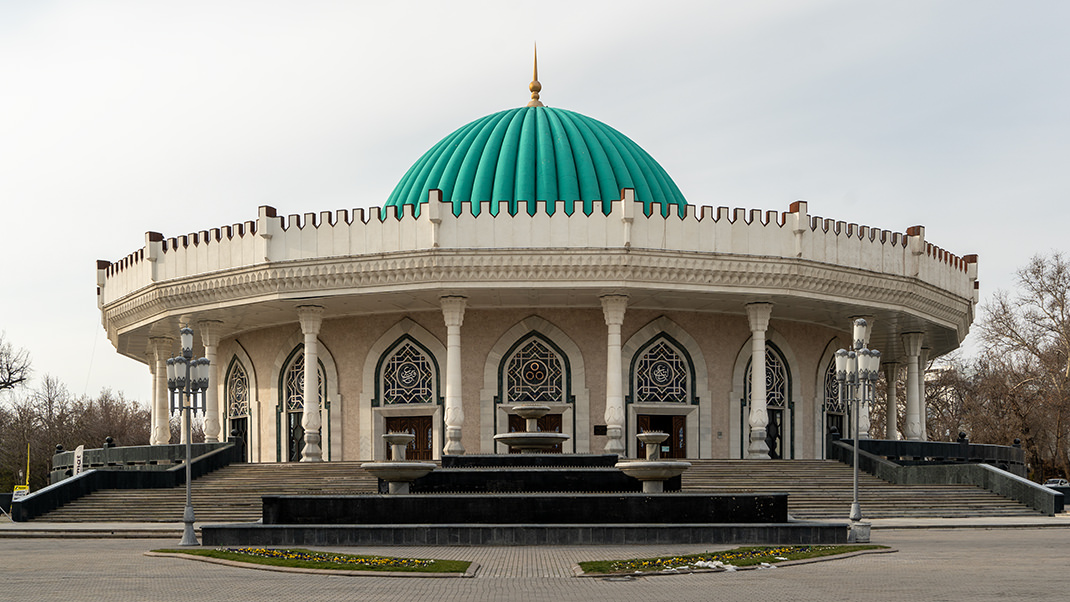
[98,192,978,306]
[97,191,978,360]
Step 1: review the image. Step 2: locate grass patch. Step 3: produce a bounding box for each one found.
[153,547,471,573]
[579,544,887,575]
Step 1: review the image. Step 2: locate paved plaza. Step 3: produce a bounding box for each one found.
[2,519,1070,601]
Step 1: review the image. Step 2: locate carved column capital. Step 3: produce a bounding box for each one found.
[197,320,224,347]
[902,332,925,357]
[600,295,629,326]
[746,302,773,333]
[297,305,325,335]
[148,337,173,361]
[440,296,467,327]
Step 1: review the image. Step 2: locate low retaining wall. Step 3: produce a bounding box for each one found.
[12,443,239,522]
[829,440,1059,515]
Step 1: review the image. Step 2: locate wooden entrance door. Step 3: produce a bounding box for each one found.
[507,413,563,453]
[636,414,686,458]
[287,412,304,462]
[230,416,249,462]
[384,415,433,460]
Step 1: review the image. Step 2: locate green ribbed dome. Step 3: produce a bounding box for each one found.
[385,106,687,217]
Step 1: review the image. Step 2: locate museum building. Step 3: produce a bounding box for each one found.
[95,68,979,465]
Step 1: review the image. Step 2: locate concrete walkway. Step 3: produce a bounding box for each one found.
[3,516,1070,601]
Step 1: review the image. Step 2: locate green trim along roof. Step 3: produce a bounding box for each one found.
[385,106,688,218]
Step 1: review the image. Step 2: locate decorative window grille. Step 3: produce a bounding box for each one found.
[283,352,324,411]
[227,361,249,418]
[634,339,689,403]
[744,346,789,408]
[824,359,845,413]
[382,342,435,404]
[505,338,564,403]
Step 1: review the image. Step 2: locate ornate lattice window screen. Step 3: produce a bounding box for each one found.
[635,339,689,403]
[227,361,249,418]
[824,359,845,413]
[284,352,324,411]
[382,342,434,404]
[505,338,564,403]
[745,347,789,408]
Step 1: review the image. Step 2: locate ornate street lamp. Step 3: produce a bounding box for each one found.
[166,325,210,546]
[835,318,881,542]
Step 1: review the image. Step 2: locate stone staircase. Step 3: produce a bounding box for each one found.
[682,460,1040,519]
[38,462,380,523]
[34,459,1039,522]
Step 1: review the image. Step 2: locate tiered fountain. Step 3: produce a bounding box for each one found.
[493,404,570,453]
[204,416,846,546]
[615,431,692,493]
[360,432,436,494]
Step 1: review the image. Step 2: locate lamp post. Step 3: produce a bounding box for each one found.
[166,325,210,547]
[835,318,881,542]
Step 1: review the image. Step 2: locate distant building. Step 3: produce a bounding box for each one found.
[96,66,977,463]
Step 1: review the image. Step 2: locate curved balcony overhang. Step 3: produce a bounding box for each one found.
[98,196,977,365]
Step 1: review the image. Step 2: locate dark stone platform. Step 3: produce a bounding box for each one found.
[397,467,680,493]
[263,493,787,525]
[441,454,619,468]
[385,454,680,493]
[202,522,847,546]
[198,453,849,546]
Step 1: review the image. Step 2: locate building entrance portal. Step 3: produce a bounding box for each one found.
[288,412,304,462]
[385,415,433,460]
[507,413,562,453]
[636,414,686,458]
[230,416,249,462]
[766,409,783,459]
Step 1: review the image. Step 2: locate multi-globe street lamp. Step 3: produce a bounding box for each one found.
[166,325,210,547]
[835,318,881,542]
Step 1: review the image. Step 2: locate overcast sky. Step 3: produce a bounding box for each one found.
[2,0,1067,404]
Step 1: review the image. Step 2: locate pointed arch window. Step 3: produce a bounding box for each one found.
[633,338,691,403]
[381,341,435,404]
[226,360,250,418]
[504,337,565,404]
[744,345,789,408]
[283,351,324,411]
[824,359,845,414]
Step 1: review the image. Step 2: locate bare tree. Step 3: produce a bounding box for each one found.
[0,333,31,392]
[977,252,1070,480]
[0,378,150,490]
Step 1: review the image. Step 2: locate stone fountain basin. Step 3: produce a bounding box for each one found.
[360,462,436,482]
[493,431,570,449]
[615,460,692,481]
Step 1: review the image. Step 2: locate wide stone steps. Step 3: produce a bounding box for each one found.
[35,459,1039,522]
[681,460,1038,519]
[38,462,380,523]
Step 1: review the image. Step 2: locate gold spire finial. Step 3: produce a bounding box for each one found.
[527,43,543,107]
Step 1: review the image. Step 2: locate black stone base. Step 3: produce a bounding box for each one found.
[441,454,620,468]
[263,493,786,525]
[202,522,847,547]
[398,468,680,493]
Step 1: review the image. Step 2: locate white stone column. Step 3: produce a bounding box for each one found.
[199,320,223,443]
[149,337,172,445]
[746,303,773,459]
[902,332,925,441]
[883,363,899,440]
[601,295,628,455]
[441,296,467,455]
[148,361,157,445]
[297,306,324,462]
[918,347,930,441]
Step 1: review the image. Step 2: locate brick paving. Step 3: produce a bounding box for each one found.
[2,525,1070,601]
